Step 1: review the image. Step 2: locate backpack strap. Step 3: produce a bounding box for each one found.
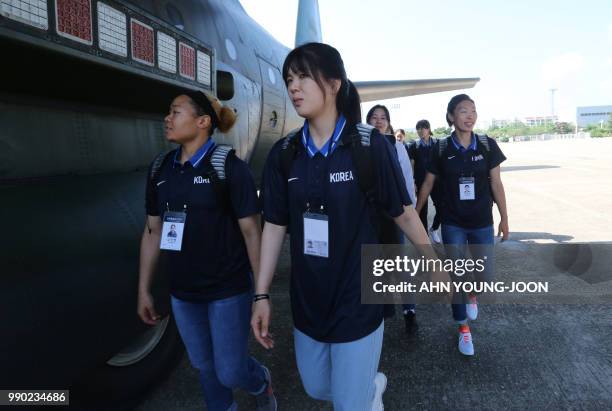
[438,136,450,158]
[279,128,302,180]
[475,133,492,172]
[149,148,176,186]
[354,123,374,147]
[209,144,233,179]
[203,144,235,212]
[351,124,376,203]
[351,124,400,244]
[476,133,490,151]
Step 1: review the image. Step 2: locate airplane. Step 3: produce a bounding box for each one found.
[0,0,478,406]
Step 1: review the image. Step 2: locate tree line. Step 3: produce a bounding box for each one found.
[402,114,612,141]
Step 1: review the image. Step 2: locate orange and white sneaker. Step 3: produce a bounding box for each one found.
[466,294,478,320]
[458,324,474,356]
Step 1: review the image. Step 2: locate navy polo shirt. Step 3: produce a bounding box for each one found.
[145,140,260,302]
[408,137,437,188]
[262,121,411,343]
[427,133,506,229]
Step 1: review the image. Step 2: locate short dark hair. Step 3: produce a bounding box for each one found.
[446,94,475,126]
[282,42,361,124]
[415,119,430,130]
[366,104,393,134]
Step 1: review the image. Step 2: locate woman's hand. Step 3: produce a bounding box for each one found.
[498,219,509,241]
[137,290,161,325]
[251,299,275,349]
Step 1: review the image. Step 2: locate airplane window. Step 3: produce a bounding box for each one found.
[166,4,185,30]
[225,38,237,60]
[217,70,235,101]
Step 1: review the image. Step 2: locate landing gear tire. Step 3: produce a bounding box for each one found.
[72,314,183,410]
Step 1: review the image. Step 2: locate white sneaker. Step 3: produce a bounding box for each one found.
[429,228,442,244]
[466,294,478,321]
[458,325,474,356]
[372,372,387,411]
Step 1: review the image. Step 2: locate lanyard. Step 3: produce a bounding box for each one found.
[167,202,188,213]
[450,133,476,178]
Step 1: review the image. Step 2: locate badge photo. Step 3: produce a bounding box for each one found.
[160,211,187,251]
[303,212,329,258]
[459,177,475,201]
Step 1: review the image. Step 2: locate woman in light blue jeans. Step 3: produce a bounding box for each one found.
[252,42,435,410]
[294,322,385,410]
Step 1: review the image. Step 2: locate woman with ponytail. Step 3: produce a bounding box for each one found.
[415,94,509,356]
[252,42,437,410]
[366,104,419,334]
[138,91,277,410]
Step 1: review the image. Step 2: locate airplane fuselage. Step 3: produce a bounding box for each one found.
[0,0,299,396]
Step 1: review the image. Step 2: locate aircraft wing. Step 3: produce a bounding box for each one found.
[354,78,480,102]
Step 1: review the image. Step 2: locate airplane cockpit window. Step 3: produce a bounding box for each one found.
[165,4,185,30]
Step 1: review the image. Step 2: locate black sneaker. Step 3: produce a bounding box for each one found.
[255,366,277,411]
[403,311,418,334]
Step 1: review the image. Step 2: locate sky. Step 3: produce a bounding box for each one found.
[240,0,612,130]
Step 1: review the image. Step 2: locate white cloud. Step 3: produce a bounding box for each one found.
[608,24,612,43]
[607,57,612,67]
[541,53,585,85]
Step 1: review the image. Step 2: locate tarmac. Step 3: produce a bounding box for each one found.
[137,137,612,410]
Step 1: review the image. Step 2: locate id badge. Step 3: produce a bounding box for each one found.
[303,212,329,258]
[160,211,187,251]
[459,177,475,201]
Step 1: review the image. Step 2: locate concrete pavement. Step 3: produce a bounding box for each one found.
[137,137,612,410]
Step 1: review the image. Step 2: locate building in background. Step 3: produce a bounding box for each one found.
[491,118,513,128]
[524,116,558,127]
[576,105,612,128]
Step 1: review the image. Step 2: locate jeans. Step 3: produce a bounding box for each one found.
[441,224,494,323]
[294,321,384,411]
[171,291,266,411]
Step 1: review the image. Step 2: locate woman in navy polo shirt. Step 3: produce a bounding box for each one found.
[408,119,442,243]
[251,42,435,411]
[366,104,419,334]
[137,91,276,411]
[415,94,509,356]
